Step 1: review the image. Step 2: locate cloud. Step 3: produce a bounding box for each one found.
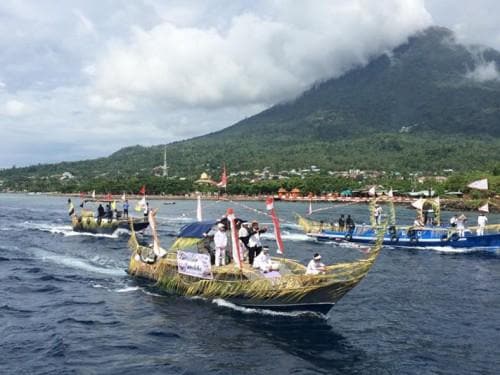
[90,0,432,110]
[466,61,500,82]
[3,99,29,116]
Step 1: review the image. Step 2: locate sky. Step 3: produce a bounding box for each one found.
[1,0,500,168]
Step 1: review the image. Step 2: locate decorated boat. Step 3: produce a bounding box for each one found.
[128,202,382,315]
[298,215,500,250]
[68,198,149,235]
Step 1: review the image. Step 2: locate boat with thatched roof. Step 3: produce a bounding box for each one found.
[128,208,381,314]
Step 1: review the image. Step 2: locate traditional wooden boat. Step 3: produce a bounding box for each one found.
[298,215,500,250]
[128,210,382,315]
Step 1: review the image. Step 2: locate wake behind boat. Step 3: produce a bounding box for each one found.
[128,205,382,315]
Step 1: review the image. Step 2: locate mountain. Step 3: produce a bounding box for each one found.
[2,26,500,184]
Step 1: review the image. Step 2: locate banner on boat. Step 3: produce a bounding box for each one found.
[177,251,213,279]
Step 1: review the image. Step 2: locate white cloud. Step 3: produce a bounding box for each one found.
[3,99,28,116]
[466,61,500,82]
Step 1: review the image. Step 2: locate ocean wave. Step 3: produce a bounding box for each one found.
[212,298,327,319]
[114,286,141,293]
[57,317,121,326]
[34,249,126,277]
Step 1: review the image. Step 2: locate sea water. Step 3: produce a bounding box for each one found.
[1,193,499,374]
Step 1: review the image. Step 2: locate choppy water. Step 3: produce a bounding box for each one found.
[1,194,499,374]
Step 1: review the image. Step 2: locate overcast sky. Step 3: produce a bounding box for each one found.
[1,0,499,168]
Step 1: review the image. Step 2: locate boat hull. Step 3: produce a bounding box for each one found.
[72,217,149,234]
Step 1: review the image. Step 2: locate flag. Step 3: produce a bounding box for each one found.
[91,190,95,199]
[387,188,393,198]
[226,208,242,269]
[368,186,376,196]
[139,185,146,195]
[411,197,424,210]
[478,203,489,212]
[265,196,284,254]
[308,199,313,215]
[135,196,146,212]
[149,209,166,257]
[217,165,227,188]
[467,179,488,190]
[196,194,202,222]
[121,192,126,201]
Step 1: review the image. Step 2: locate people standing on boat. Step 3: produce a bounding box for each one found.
[477,213,488,236]
[456,214,467,237]
[238,221,251,261]
[105,204,113,221]
[306,253,326,275]
[346,215,355,233]
[248,221,267,266]
[67,199,75,216]
[449,214,458,228]
[97,204,105,224]
[253,246,274,273]
[214,223,228,266]
[374,204,383,225]
[338,214,345,231]
[123,200,129,218]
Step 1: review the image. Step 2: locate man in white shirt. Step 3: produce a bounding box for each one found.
[306,253,326,275]
[253,246,273,272]
[374,205,383,225]
[477,213,488,236]
[214,223,227,266]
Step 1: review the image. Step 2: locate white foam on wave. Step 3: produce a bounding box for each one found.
[34,248,126,277]
[212,298,326,318]
[26,221,122,239]
[115,286,141,293]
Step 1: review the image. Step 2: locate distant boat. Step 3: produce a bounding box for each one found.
[298,216,500,250]
[163,201,176,205]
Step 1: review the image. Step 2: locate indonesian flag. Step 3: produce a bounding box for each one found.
[91,190,95,199]
[266,196,284,254]
[217,165,227,188]
[135,196,146,212]
[121,192,126,201]
[478,203,489,213]
[411,197,424,210]
[368,186,376,196]
[226,208,242,269]
[196,194,202,222]
[387,188,393,198]
[468,179,488,190]
[139,185,146,195]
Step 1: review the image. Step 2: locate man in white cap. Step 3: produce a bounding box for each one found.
[306,253,326,275]
[214,223,227,266]
[477,212,488,236]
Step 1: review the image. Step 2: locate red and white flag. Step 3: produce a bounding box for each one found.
[468,179,488,190]
[266,196,284,254]
[478,203,489,213]
[226,208,242,269]
[217,165,227,188]
[139,185,146,195]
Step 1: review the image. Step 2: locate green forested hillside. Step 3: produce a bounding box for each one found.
[1,27,500,189]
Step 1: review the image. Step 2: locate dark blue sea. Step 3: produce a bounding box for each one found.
[1,193,499,374]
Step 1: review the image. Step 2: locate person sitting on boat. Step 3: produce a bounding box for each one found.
[248,221,267,266]
[306,253,326,275]
[338,214,345,231]
[253,246,277,273]
[477,213,488,236]
[345,215,355,233]
[214,223,228,266]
